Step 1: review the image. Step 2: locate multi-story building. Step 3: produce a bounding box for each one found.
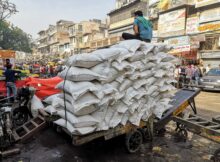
[37,20,73,56]
[150,0,220,66]
[68,19,108,53]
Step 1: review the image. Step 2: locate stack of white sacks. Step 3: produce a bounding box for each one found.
[44,40,177,136]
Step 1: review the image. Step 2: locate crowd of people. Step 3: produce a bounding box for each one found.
[174,64,212,88]
[1,59,65,102]
[14,61,64,78]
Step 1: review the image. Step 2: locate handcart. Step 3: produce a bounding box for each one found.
[55,88,202,153]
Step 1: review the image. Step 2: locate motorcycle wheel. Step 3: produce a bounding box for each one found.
[12,108,29,126]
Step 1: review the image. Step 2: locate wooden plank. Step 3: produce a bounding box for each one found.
[38,109,49,117]
[0,148,20,158]
[20,120,47,143]
[12,132,21,142]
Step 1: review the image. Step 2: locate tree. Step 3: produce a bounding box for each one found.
[0,20,33,53]
[0,0,17,21]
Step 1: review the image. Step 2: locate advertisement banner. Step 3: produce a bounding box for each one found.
[169,45,191,53]
[158,8,186,37]
[165,36,191,53]
[195,0,220,8]
[186,17,199,34]
[198,21,220,32]
[200,8,220,23]
[166,36,190,47]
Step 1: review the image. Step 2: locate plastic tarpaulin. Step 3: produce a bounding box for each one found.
[26,77,62,99]
[0,77,62,100]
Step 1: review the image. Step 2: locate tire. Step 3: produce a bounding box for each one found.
[125,130,143,153]
[12,108,29,126]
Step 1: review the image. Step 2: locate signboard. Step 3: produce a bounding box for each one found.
[165,36,191,53]
[200,8,220,23]
[0,50,15,58]
[195,0,220,8]
[198,21,220,32]
[158,8,186,37]
[152,30,158,43]
[169,45,191,53]
[166,36,190,47]
[186,17,199,34]
[201,52,220,59]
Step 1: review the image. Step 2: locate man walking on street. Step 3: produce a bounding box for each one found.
[4,64,21,102]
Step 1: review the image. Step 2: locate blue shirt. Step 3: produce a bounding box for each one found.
[134,18,153,40]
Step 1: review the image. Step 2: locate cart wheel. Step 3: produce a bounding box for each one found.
[176,128,188,142]
[125,130,143,153]
[213,148,220,162]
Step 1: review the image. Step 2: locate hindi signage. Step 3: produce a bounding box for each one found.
[186,17,199,34]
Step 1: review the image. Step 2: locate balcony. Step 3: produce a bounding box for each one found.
[37,43,49,49]
[69,30,83,37]
[89,36,121,49]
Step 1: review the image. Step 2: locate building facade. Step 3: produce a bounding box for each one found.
[68,19,108,53]
[37,20,73,56]
[149,0,220,67]
[108,0,148,38]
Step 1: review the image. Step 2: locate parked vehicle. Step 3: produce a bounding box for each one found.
[0,102,13,149]
[199,68,220,91]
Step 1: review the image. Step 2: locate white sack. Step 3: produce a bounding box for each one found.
[76,127,96,135]
[58,67,105,82]
[31,95,44,117]
[54,119,76,134]
[44,105,58,115]
[119,79,133,92]
[91,62,119,83]
[43,94,59,105]
[57,110,99,128]
[72,93,100,116]
[66,53,102,68]
[56,80,98,100]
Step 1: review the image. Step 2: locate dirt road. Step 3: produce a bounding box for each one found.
[195,91,220,114]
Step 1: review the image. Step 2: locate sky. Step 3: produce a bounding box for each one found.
[9,0,115,38]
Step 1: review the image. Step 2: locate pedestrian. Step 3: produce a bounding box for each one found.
[49,65,54,77]
[122,10,152,42]
[3,64,21,103]
[193,65,201,85]
[174,65,180,88]
[55,63,63,75]
[185,65,193,85]
[205,64,211,73]
[199,64,205,77]
[179,65,186,87]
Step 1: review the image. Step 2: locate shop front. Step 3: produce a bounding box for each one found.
[165,36,201,65]
[199,51,220,67]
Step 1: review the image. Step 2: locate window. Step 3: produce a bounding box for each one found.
[78,25,83,32]
[79,37,83,43]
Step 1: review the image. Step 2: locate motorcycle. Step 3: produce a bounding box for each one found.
[0,103,13,149]
[12,87,35,127]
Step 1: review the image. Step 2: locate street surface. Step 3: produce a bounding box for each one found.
[4,91,220,162]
